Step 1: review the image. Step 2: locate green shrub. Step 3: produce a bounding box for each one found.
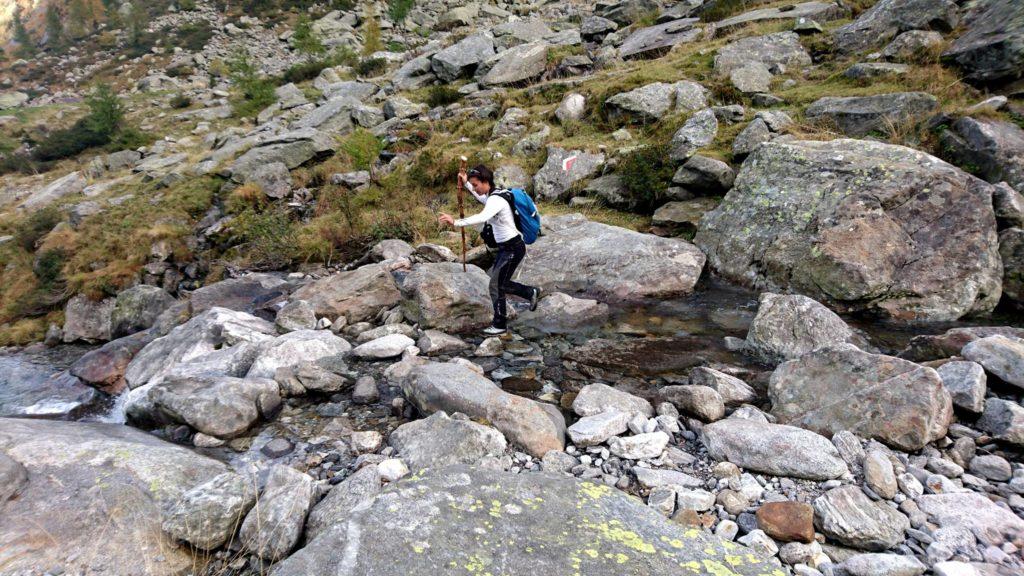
[33,248,66,286]
[84,85,125,140]
[179,0,197,10]
[109,127,153,151]
[31,121,107,162]
[0,153,42,176]
[230,208,298,269]
[169,94,192,109]
[292,14,326,54]
[386,40,407,52]
[355,57,387,77]
[387,0,415,22]
[426,85,462,108]
[617,144,675,212]
[280,46,358,84]
[15,207,63,251]
[228,49,278,118]
[173,22,214,51]
[340,129,384,171]
[332,0,356,10]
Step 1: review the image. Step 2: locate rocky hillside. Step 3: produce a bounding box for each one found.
[1,0,1024,575]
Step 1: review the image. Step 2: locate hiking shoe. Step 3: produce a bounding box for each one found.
[529,287,541,312]
[483,326,507,336]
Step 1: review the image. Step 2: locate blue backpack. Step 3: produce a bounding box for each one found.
[496,188,541,244]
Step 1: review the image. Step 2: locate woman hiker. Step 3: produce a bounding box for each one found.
[438,164,540,335]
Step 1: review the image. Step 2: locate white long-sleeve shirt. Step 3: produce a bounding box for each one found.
[454,184,520,243]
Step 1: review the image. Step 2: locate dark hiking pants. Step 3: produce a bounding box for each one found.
[489,236,535,329]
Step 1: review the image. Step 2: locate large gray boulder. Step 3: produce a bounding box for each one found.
[390,411,507,470]
[695,139,1002,321]
[804,93,939,137]
[713,1,847,33]
[618,18,701,59]
[20,171,88,211]
[0,355,99,418]
[977,397,1024,445]
[942,0,1024,86]
[398,262,492,332]
[127,374,281,438]
[240,465,315,561]
[187,273,290,314]
[305,465,380,540]
[161,472,257,550]
[431,33,496,82]
[291,263,402,323]
[111,285,176,338]
[533,146,605,200]
[124,307,277,388]
[389,359,565,458]
[834,0,959,54]
[769,344,953,451]
[479,41,549,86]
[518,292,609,333]
[518,214,705,300]
[270,465,783,576]
[917,492,1024,547]
[230,129,336,184]
[714,32,811,75]
[900,325,1024,361]
[938,116,1024,193]
[247,329,352,379]
[0,418,229,575]
[744,292,860,363]
[669,108,718,161]
[62,294,115,343]
[701,419,849,480]
[605,81,707,122]
[813,485,910,551]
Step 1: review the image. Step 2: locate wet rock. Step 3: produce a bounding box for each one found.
[942,0,1024,86]
[805,93,939,137]
[352,375,379,404]
[770,345,952,451]
[533,147,606,200]
[900,326,1024,361]
[757,501,815,543]
[71,330,156,393]
[161,472,257,550]
[390,359,564,458]
[661,385,725,422]
[567,410,631,447]
[813,485,910,551]
[110,285,176,339]
[391,411,506,470]
[961,334,1024,390]
[292,263,401,323]
[573,383,654,418]
[744,292,859,363]
[935,361,987,413]
[519,214,705,300]
[695,139,1001,321]
[714,32,811,75]
[305,465,381,540]
[0,418,230,575]
[271,465,783,576]
[247,330,352,379]
[834,0,958,54]
[519,292,609,334]
[702,419,848,480]
[240,465,315,561]
[398,263,492,332]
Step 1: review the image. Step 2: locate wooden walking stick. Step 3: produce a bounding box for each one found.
[458,156,468,272]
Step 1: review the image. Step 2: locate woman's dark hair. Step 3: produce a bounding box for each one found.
[467,164,495,190]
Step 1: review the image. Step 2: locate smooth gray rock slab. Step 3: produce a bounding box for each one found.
[270,465,783,576]
[805,92,939,137]
[813,485,910,551]
[390,411,507,470]
[744,292,859,363]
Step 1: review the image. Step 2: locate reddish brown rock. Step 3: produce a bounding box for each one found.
[756,501,815,543]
